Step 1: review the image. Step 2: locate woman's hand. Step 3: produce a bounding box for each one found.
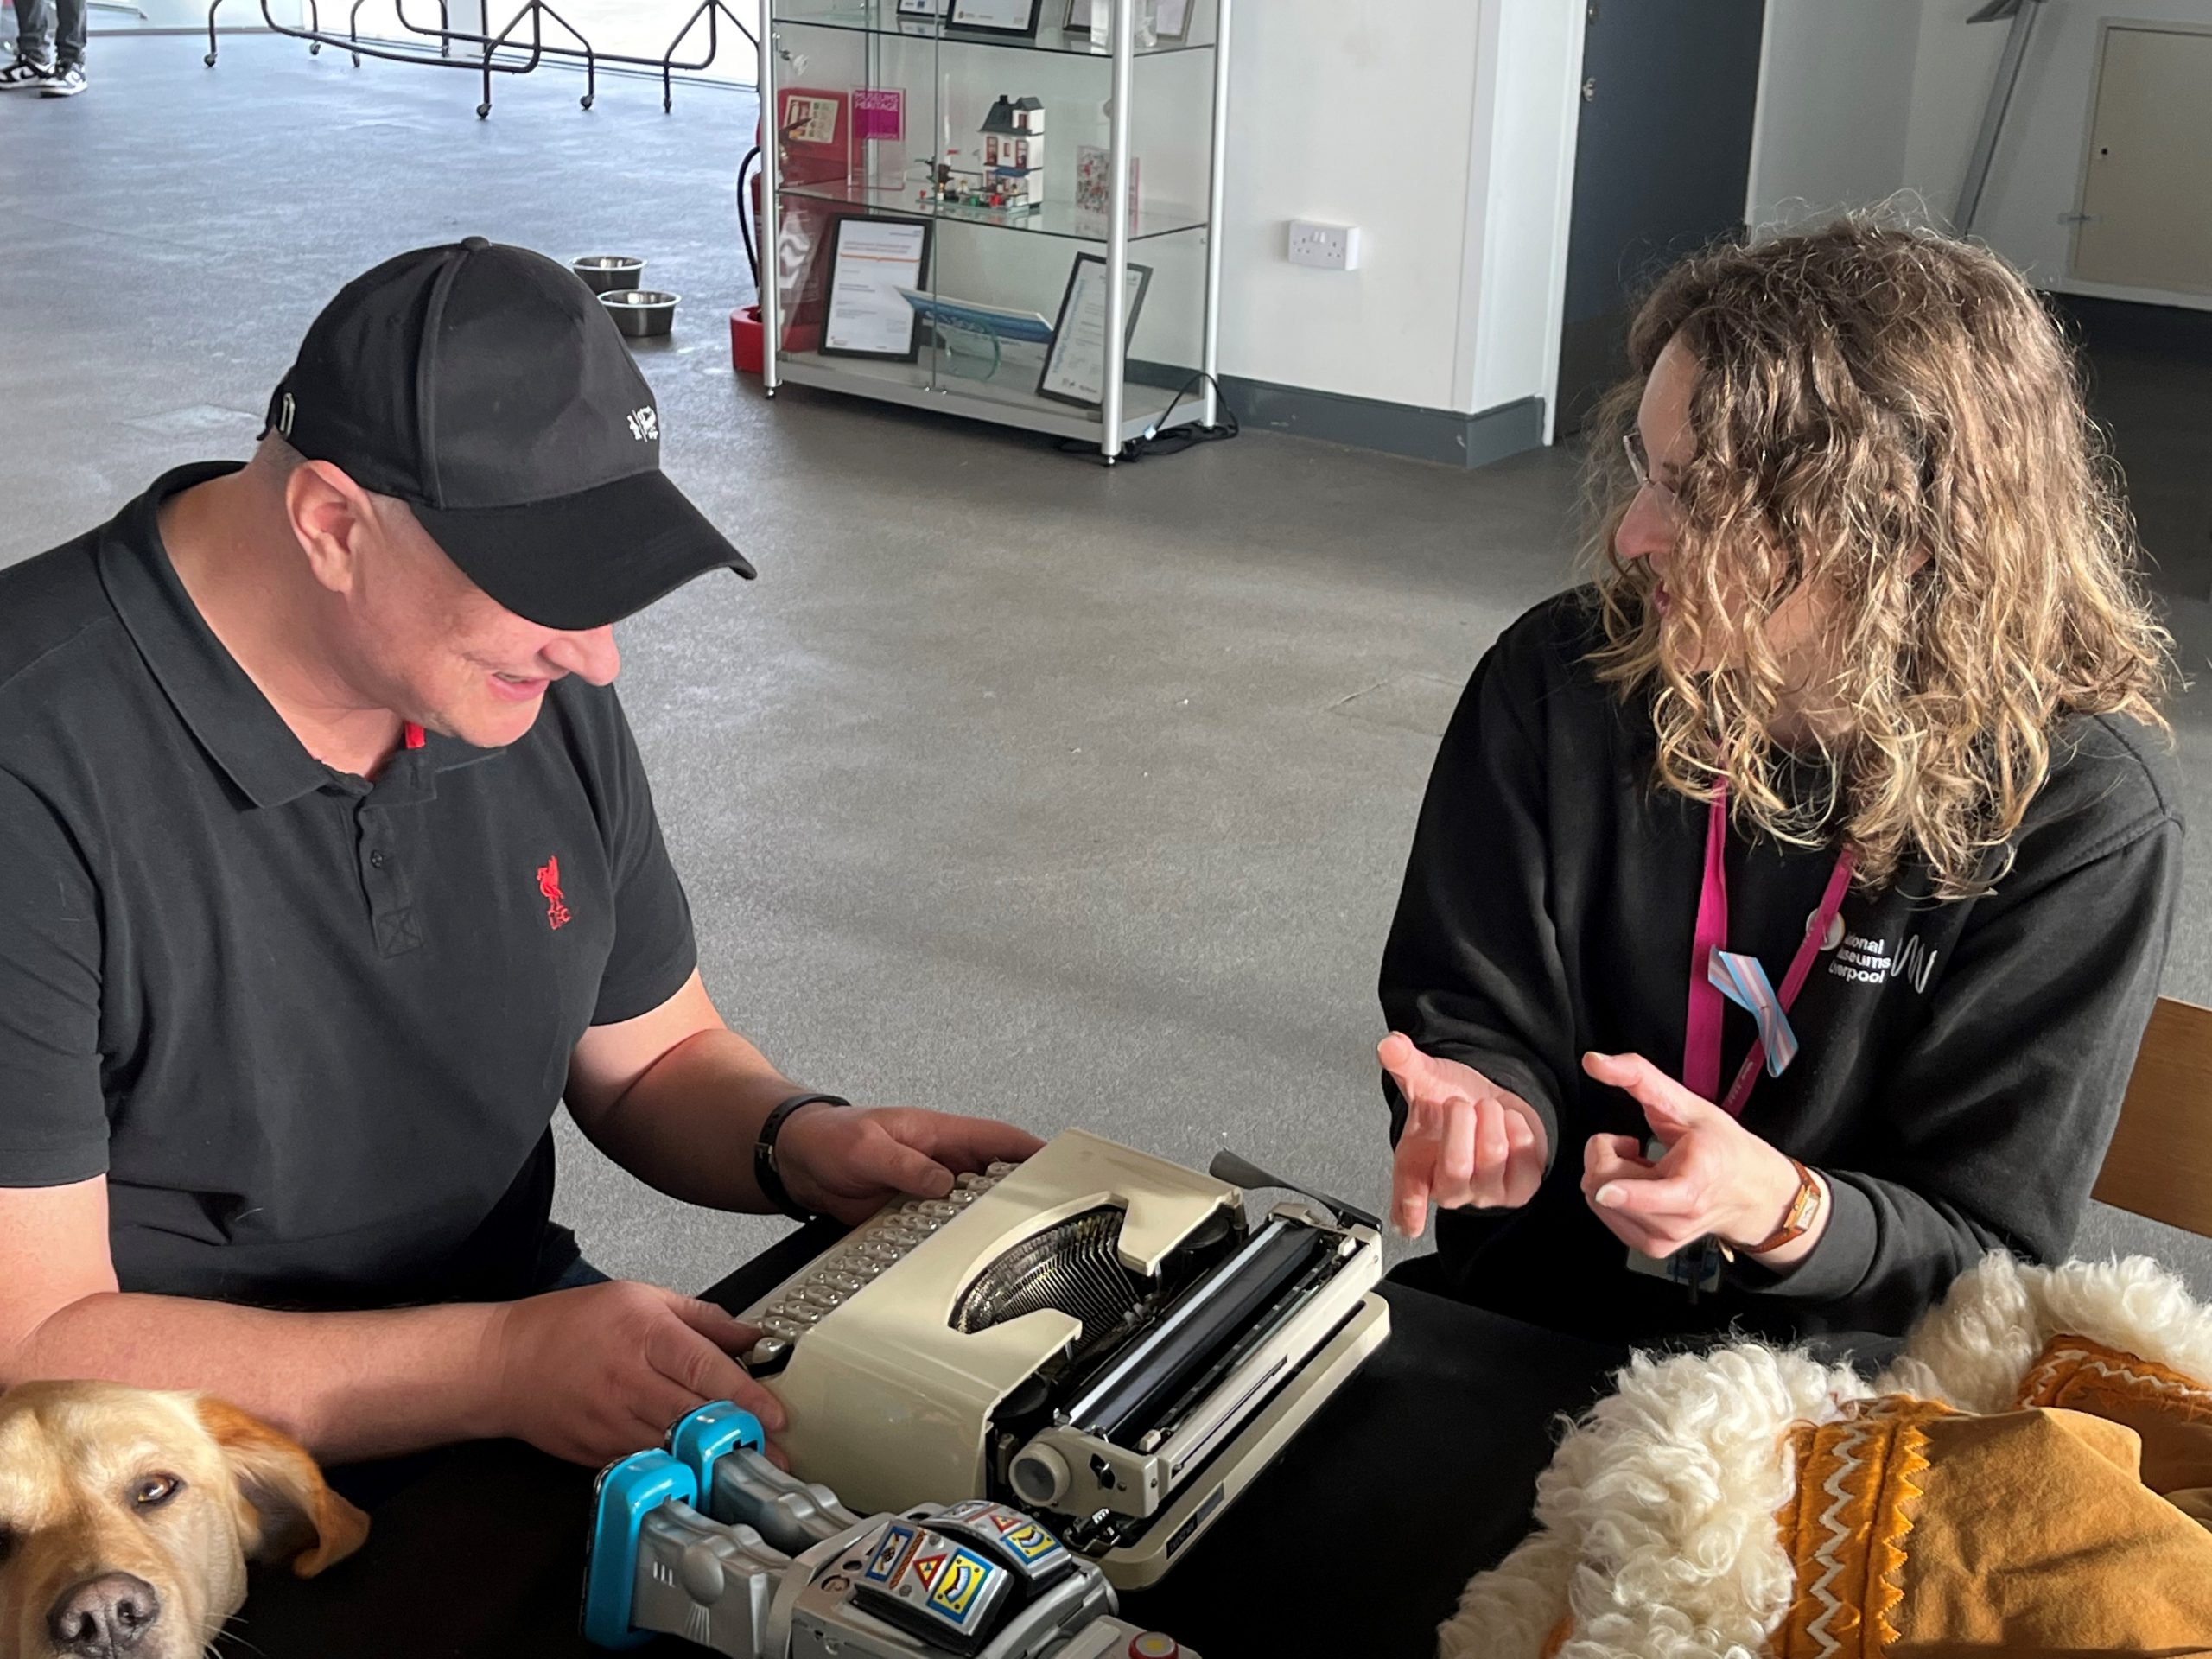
[1578,1051,1823,1262]
[1381,1033,1548,1237]
[775,1104,1044,1225]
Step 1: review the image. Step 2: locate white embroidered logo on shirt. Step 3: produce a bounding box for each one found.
[626,407,659,442]
[1828,931,1939,993]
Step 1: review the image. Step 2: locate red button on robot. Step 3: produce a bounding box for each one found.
[1128,1636,1179,1659]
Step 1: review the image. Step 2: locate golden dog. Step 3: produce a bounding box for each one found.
[0,1382,368,1659]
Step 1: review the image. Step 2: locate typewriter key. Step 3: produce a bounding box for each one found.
[745,1337,791,1371]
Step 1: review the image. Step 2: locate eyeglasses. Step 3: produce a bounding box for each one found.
[1624,431,1681,513]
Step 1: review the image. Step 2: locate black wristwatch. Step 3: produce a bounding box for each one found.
[754,1091,851,1221]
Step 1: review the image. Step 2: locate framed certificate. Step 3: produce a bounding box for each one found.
[896,0,950,16]
[820,217,934,362]
[1065,0,1194,38]
[950,0,1039,35]
[1038,252,1153,408]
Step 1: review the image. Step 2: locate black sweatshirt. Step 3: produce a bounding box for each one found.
[1380,589,2184,1345]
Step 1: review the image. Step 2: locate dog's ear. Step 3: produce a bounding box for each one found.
[193,1396,371,1577]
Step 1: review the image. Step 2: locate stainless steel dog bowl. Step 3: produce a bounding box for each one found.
[572,255,645,295]
[601,289,678,339]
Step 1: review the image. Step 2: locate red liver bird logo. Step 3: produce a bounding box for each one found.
[537,855,572,931]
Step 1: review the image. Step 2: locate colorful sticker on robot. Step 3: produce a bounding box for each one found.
[926,1548,995,1625]
[997,1522,1062,1563]
[864,1522,917,1586]
[904,1550,948,1592]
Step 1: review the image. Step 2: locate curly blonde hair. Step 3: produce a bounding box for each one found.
[1586,219,2172,899]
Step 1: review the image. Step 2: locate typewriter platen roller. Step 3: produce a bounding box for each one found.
[736,1129,1389,1587]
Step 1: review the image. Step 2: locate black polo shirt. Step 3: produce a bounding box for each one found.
[0,462,698,1309]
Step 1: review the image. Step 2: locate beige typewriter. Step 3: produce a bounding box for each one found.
[735,1129,1389,1587]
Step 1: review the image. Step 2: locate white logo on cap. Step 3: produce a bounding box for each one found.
[626,407,659,442]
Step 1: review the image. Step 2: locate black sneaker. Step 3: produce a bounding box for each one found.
[39,63,86,97]
[0,57,55,90]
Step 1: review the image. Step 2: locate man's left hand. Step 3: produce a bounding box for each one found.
[1577,1051,1815,1261]
[775,1105,1045,1224]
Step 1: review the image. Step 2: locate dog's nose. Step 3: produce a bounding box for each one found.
[45,1573,162,1656]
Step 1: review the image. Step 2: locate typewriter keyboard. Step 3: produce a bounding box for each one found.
[741,1160,1020,1373]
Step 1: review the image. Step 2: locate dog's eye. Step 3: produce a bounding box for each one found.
[130,1474,183,1509]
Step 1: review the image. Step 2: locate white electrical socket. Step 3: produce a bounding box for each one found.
[1287,219,1362,271]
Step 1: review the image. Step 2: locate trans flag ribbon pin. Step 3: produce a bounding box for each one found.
[1708,949,1798,1078]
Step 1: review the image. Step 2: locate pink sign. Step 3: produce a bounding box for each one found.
[854,88,906,143]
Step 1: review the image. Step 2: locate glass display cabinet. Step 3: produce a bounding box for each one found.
[759,0,1232,461]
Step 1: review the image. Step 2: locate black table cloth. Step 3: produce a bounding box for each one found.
[238,1226,1627,1658]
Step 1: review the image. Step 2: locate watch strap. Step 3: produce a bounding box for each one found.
[1738,1157,1821,1257]
[754,1092,851,1222]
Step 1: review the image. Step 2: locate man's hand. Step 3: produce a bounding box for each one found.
[567,973,1047,1221]
[486,1280,788,1466]
[776,1106,1045,1225]
[1579,1051,1821,1262]
[1381,1033,1548,1238]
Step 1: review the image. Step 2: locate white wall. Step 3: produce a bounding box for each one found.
[1218,0,1581,418]
[1217,0,1484,410]
[1459,0,1583,429]
[1904,0,2212,310]
[1744,0,2212,309]
[1745,0,1924,228]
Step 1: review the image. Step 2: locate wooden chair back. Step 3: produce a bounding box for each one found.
[2094,996,2212,1236]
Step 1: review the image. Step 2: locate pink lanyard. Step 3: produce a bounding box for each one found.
[1682,785,1856,1117]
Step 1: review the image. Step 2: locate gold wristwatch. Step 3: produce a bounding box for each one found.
[1720,1158,1821,1262]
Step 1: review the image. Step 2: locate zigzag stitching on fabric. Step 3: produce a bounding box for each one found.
[1802,1415,1873,1658]
[1867,1403,1940,1650]
[2021,1344,2212,1414]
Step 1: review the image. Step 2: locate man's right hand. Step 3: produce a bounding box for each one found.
[1381,1033,1549,1237]
[485,1280,786,1466]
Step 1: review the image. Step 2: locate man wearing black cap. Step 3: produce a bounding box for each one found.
[0,239,1039,1467]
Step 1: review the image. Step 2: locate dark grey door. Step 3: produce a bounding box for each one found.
[1554,0,1766,436]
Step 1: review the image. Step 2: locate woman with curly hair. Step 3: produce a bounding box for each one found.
[1379,220,2183,1344]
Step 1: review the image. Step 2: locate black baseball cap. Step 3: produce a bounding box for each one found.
[264,237,754,631]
